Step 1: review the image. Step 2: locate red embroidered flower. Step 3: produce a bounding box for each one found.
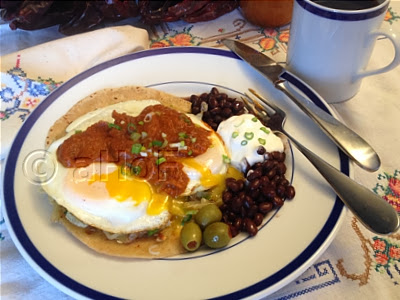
[278,31,289,43]
[259,37,276,51]
[170,33,193,46]
[373,239,386,252]
[263,28,277,37]
[389,246,400,260]
[151,40,170,48]
[375,252,389,265]
[388,177,400,196]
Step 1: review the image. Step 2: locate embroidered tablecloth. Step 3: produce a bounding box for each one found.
[1,2,400,299]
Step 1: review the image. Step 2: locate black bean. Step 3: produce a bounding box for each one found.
[253,213,264,226]
[259,202,273,214]
[210,107,221,115]
[266,168,277,179]
[276,163,287,175]
[243,196,254,209]
[221,107,233,117]
[263,160,274,172]
[211,87,219,95]
[226,179,240,192]
[249,178,261,190]
[231,197,244,213]
[279,178,289,186]
[209,97,218,108]
[273,196,284,207]
[257,146,266,155]
[276,185,286,198]
[230,225,239,238]
[232,101,244,112]
[210,122,218,131]
[233,217,243,230]
[247,168,262,181]
[244,218,258,236]
[222,191,233,204]
[191,106,200,115]
[285,186,296,199]
[247,205,259,218]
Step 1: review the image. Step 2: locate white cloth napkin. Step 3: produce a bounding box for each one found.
[0,25,149,160]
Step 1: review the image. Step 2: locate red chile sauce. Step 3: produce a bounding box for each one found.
[57,104,212,196]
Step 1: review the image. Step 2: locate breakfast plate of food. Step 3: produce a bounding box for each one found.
[2,47,347,299]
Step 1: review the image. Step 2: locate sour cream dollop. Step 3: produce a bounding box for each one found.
[217,114,284,172]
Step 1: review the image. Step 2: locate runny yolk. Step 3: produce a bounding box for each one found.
[181,158,225,189]
[89,169,170,215]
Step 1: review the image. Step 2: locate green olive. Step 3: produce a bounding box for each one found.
[194,204,222,230]
[180,222,202,252]
[203,222,232,249]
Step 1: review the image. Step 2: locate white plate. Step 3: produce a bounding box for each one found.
[2,47,347,299]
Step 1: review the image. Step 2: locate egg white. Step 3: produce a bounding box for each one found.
[43,100,229,234]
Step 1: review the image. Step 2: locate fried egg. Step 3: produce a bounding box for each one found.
[42,100,229,234]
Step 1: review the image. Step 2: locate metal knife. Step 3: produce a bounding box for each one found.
[222,39,380,172]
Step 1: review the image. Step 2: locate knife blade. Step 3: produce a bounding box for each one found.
[222,39,380,172]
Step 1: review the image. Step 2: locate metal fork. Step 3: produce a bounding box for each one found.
[243,89,399,235]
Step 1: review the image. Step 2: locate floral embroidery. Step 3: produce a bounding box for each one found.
[150,26,200,48]
[337,170,400,286]
[373,170,400,213]
[1,66,62,122]
[385,7,400,24]
[372,237,400,282]
[257,28,290,54]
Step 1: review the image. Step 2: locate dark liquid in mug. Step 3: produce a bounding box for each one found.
[312,0,385,10]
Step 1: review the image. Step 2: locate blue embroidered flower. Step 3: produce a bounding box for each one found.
[27,80,50,97]
[0,87,15,103]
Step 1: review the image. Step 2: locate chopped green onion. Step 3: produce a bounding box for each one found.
[131,143,142,154]
[244,132,254,140]
[108,123,121,130]
[127,123,136,133]
[232,131,239,138]
[260,127,270,134]
[141,131,148,139]
[241,140,248,146]
[191,137,197,143]
[222,154,231,164]
[147,229,159,237]
[74,130,82,134]
[180,140,185,147]
[120,163,133,176]
[258,138,266,145]
[130,132,141,141]
[152,140,163,147]
[181,214,192,225]
[138,121,144,125]
[161,132,167,138]
[132,166,142,175]
[188,150,193,156]
[251,117,258,122]
[180,115,191,124]
[141,146,147,152]
[178,132,188,139]
[156,157,166,165]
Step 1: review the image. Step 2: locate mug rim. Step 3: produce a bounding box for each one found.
[297,0,390,21]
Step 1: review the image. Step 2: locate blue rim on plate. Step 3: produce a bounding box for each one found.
[2,47,346,299]
[296,0,389,21]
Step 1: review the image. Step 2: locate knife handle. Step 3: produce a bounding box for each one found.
[275,75,381,172]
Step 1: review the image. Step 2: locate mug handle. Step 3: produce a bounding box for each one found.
[354,28,400,80]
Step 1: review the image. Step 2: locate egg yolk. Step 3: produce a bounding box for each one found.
[181,158,225,189]
[89,169,170,215]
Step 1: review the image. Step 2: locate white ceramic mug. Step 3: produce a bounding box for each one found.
[286,0,400,103]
